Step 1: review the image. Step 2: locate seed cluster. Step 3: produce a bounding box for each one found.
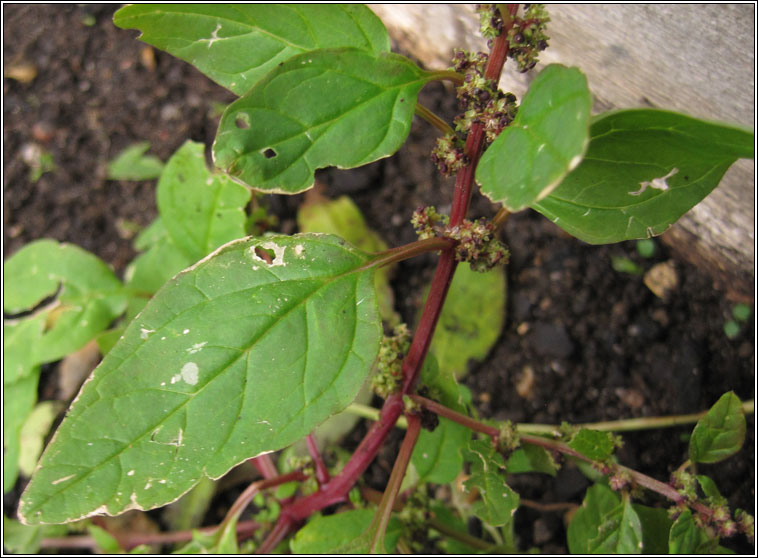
[412,206,509,272]
[669,469,755,541]
[507,4,551,73]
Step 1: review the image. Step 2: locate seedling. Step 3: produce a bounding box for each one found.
[4,5,754,554]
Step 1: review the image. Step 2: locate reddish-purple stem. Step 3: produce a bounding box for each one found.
[254,8,518,545]
[250,453,278,480]
[306,434,330,485]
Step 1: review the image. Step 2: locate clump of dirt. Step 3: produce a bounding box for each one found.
[3,4,754,554]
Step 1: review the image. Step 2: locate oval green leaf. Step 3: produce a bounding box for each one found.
[19,234,382,524]
[689,391,746,463]
[476,64,592,211]
[533,109,754,244]
[113,5,390,96]
[424,264,506,379]
[213,48,431,194]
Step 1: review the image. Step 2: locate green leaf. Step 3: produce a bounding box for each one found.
[732,303,751,322]
[633,504,671,555]
[476,64,592,211]
[668,509,722,554]
[567,483,620,553]
[411,355,471,484]
[3,516,44,554]
[157,141,251,262]
[125,219,194,295]
[19,234,382,524]
[107,142,164,181]
[696,475,726,506]
[88,524,124,553]
[505,444,558,477]
[18,402,63,477]
[172,520,239,554]
[164,477,217,531]
[533,109,754,244]
[213,48,431,194]
[3,240,127,363]
[569,428,617,462]
[297,194,399,325]
[689,391,746,463]
[4,372,40,493]
[588,495,644,554]
[3,314,46,384]
[113,5,390,96]
[463,439,519,527]
[290,509,402,554]
[424,263,506,379]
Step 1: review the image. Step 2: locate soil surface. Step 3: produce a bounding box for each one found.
[3,5,754,554]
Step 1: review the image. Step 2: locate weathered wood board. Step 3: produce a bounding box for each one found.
[369,4,755,299]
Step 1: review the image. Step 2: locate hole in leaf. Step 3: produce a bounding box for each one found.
[262,148,277,159]
[235,113,250,129]
[254,246,275,264]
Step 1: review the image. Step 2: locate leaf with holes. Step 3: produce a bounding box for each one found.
[213,48,432,194]
[113,5,389,96]
[476,64,592,211]
[157,140,251,262]
[3,240,127,364]
[18,234,382,524]
[532,109,754,243]
[689,391,746,464]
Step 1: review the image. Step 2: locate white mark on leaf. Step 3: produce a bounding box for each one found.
[629,167,678,196]
[187,342,207,355]
[51,474,75,485]
[127,470,135,476]
[140,328,154,340]
[206,23,222,48]
[183,329,190,335]
[295,244,305,257]
[568,154,583,171]
[181,362,199,385]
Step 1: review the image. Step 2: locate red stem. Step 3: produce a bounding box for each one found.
[306,434,330,485]
[264,7,518,539]
[250,453,278,480]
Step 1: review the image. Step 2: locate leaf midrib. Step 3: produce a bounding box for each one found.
[24,248,374,519]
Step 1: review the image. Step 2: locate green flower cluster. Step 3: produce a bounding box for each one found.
[371,324,411,399]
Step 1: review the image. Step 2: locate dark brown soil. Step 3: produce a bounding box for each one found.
[3,4,754,554]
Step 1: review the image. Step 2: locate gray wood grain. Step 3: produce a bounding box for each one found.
[369,4,755,298]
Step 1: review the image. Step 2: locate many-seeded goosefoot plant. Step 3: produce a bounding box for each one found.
[5,4,755,554]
